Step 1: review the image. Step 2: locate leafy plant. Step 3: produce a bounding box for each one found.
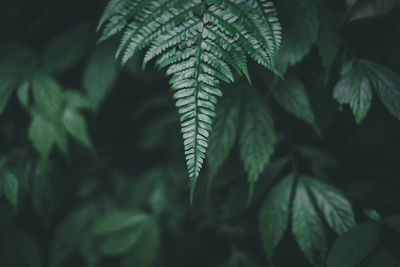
[0,0,400,267]
[97,0,282,198]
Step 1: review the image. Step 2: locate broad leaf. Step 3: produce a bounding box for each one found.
[1,171,19,209]
[272,75,319,134]
[28,111,67,159]
[316,0,340,67]
[32,73,64,121]
[51,203,99,267]
[240,88,276,184]
[361,60,400,120]
[304,177,355,234]
[363,209,382,222]
[333,60,372,124]
[292,177,327,266]
[83,42,118,109]
[92,210,159,256]
[0,44,36,114]
[327,221,381,267]
[275,0,319,73]
[259,173,294,261]
[64,91,94,111]
[62,108,92,148]
[42,23,92,73]
[207,88,242,178]
[122,216,160,267]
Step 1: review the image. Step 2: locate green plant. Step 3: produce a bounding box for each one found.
[97,0,282,199]
[0,0,400,267]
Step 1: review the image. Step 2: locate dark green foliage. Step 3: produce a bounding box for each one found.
[240,88,276,185]
[0,1,400,267]
[207,88,241,178]
[333,59,400,124]
[97,0,282,196]
[259,173,293,262]
[1,171,19,209]
[333,60,373,124]
[272,75,320,134]
[292,178,327,266]
[327,221,381,267]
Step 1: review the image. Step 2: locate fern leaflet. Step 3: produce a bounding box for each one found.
[98,0,282,200]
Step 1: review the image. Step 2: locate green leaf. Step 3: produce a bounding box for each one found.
[92,209,159,257]
[1,171,19,209]
[292,177,327,266]
[333,60,373,124]
[207,88,242,178]
[28,111,67,159]
[327,221,381,267]
[42,23,92,73]
[62,108,92,148]
[51,203,98,267]
[240,88,276,184]
[274,0,319,73]
[360,60,400,120]
[363,209,382,222]
[83,42,118,109]
[272,75,320,134]
[32,73,64,121]
[259,173,294,261]
[64,90,94,110]
[223,156,290,219]
[122,216,160,267]
[304,177,355,234]
[316,0,340,67]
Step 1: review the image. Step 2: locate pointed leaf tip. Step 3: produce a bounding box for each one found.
[189,178,197,206]
[247,182,255,206]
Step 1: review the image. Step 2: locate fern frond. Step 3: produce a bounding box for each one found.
[98,0,282,199]
[97,0,141,43]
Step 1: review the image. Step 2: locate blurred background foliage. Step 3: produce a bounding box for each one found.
[0,0,400,267]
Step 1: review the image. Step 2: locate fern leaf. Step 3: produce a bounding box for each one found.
[98,0,282,199]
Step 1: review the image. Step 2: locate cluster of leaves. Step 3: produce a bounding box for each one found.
[97,0,282,198]
[0,0,400,267]
[0,23,118,161]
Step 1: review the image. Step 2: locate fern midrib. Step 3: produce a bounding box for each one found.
[189,3,207,200]
[255,0,279,49]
